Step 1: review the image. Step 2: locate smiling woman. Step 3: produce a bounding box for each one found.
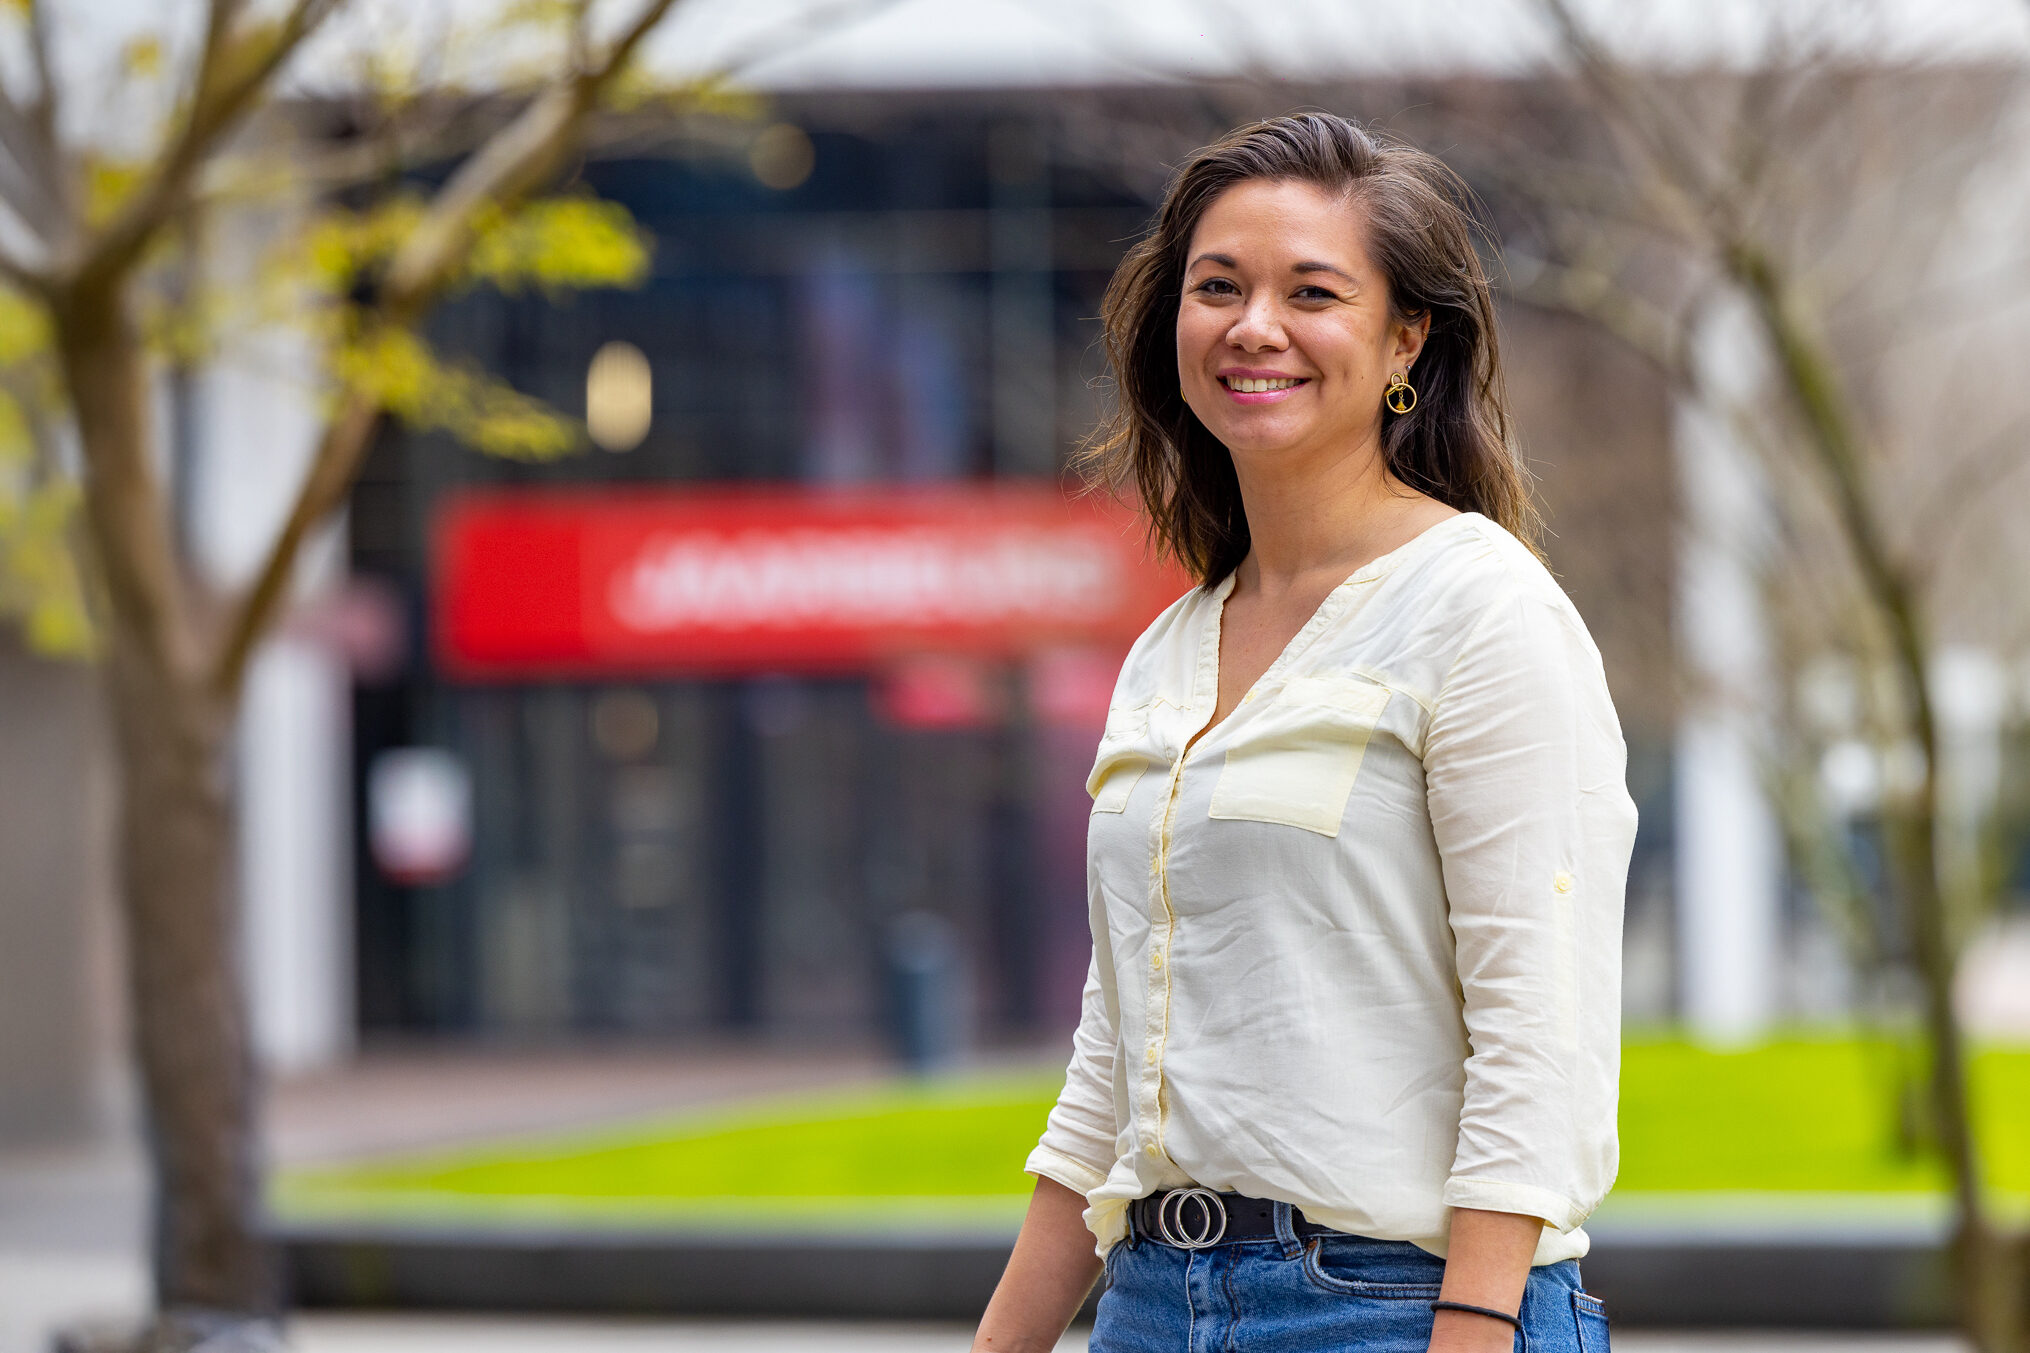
[1085,116,1535,588]
[974,115,1634,1353]
[1175,178,1437,533]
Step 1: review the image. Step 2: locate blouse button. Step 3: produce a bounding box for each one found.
[1144,1142,1162,1158]
[1553,872,1574,894]
[1145,1045,1158,1065]
[1150,951,1165,970]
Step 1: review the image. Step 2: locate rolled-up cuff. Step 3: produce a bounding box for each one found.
[1025,1143,1110,1197]
[1442,1176,1589,1232]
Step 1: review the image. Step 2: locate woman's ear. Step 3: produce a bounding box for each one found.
[1394,312,1432,371]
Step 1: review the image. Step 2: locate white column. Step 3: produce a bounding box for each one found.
[1934,645,2007,919]
[239,637,354,1073]
[1674,300,1784,1045]
[194,196,356,1074]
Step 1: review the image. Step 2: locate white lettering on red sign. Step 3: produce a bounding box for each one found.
[606,525,1121,634]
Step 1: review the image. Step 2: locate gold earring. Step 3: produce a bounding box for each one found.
[1385,371,1417,415]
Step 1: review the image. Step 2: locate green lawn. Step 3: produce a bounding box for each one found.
[274,1034,2030,1229]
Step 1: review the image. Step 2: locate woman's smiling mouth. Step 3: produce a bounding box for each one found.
[1219,372,1310,401]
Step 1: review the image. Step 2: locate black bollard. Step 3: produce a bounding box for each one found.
[884,910,963,1073]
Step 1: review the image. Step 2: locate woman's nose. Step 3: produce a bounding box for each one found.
[1226,297,1286,350]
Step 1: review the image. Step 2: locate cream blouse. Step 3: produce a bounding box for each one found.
[1025,512,1637,1265]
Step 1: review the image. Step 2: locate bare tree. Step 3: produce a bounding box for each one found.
[1509,4,2030,1347]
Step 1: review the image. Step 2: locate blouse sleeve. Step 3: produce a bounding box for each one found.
[1025,947,1120,1196]
[1422,585,1637,1233]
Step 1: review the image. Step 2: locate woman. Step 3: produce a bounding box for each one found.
[971,114,1635,1353]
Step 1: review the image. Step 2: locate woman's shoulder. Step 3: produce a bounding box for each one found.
[1108,576,1221,704]
[1372,514,1607,689]
[1130,577,1217,653]
[1395,511,1580,624]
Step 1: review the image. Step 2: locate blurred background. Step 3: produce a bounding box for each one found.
[1,0,2028,1350]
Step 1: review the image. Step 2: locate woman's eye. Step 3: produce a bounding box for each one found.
[1194,278,1239,296]
[1294,285,1336,301]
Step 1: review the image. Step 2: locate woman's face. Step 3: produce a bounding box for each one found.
[1176,178,1427,471]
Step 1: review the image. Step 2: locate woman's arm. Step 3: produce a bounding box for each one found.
[1430,1207,1542,1352]
[1422,586,1635,1241]
[982,947,1118,1351]
[1420,586,1637,1345]
[971,1177,1104,1353]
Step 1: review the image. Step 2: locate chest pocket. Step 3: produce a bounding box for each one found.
[1208,675,1392,836]
[1087,702,1153,814]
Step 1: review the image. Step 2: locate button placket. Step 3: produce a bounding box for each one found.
[1135,582,1228,1168]
[1139,750,1179,1143]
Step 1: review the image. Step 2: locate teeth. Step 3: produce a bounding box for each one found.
[1227,377,1302,393]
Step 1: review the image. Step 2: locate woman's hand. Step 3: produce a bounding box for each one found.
[972,1177,1104,1353]
[1426,1207,1543,1353]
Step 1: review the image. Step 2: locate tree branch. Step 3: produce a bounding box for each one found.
[209,0,913,700]
[1903,414,2030,566]
[208,0,684,699]
[1726,244,1913,643]
[0,0,68,253]
[377,0,678,313]
[1505,252,1689,380]
[1533,0,1745,250]
[26,0,58,154]
[74,0,341,290]
[0,215,52,296]
[207,389,379,701]
[0,96,61,243]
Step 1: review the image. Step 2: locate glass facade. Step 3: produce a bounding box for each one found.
[348,99,1150,1046]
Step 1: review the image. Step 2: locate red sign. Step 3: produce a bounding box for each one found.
[434,485,1189,679]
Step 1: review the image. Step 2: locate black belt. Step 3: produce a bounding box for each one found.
[1129,1188,1336,1249]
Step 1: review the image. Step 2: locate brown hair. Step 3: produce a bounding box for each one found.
[1083,113,1538,585]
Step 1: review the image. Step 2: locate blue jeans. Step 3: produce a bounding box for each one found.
[1090,1203,1611,1353]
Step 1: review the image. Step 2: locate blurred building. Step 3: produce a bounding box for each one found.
[324,86,1681,1056]
[23,6,2030,1140]
[0,639,124,1143]
[341,98,1183,1047]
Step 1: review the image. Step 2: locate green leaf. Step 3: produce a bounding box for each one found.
[296,196,431,296]
[0,479,94,660]
[464,196,652,297]
[337,326,581,461]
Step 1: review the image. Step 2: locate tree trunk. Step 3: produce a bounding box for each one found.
[52,277,274,1320]
[1731,252,2028,1352]
[1885,680,2025,1353]
[107,650,274,1315]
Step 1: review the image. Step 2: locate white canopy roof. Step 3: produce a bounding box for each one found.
[638,0,2030,90]
[40,0,2030,146]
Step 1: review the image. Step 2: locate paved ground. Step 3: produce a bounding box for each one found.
[289,1315,1967,1352]
[264,1042,899,1164]
[0,1142,146,1353]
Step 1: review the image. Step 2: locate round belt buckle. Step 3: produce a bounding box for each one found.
[1156,1186,1228,1249]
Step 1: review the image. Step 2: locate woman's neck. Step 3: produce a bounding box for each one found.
[1231,435,1437,593]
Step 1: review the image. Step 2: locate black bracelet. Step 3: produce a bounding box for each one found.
[1430,1299,1523,1331]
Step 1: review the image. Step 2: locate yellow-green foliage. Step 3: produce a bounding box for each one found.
[0,286,47,366]
[0,180,658,658]
[0,291,92,659]
[336,326,578,461]
[300,192,651,302]
[466,198,652,297]
[299,196,427,294]
[0,478,92,658]
[300,192,653,460]
[82,155,147,230]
